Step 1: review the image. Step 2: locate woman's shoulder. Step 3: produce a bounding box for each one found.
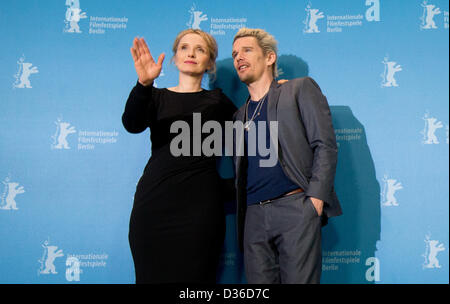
[204,88,235,105]
[204,88,237,119]
[203,86,222,96]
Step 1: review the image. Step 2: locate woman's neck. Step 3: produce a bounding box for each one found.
[169,73,203,93]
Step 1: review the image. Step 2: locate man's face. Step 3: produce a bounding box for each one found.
[232,36,273,85]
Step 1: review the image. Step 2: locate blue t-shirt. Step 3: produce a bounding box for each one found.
[244,95,299,205]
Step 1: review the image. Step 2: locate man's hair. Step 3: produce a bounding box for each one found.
[233,28,278,78]
[172,29,218,79]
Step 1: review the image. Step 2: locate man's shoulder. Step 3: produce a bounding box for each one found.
[278,76,314,89]
[278,77,323,95]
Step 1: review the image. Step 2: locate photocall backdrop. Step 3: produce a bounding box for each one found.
[0,0,448,284]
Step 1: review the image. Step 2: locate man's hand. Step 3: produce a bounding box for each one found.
[309,197,324,216]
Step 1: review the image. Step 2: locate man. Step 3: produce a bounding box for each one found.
[231,28,342,284]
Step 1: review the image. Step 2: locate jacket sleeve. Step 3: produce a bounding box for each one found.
[121,81,155,134]
[297,77,338,203]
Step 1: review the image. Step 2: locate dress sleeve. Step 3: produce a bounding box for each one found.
[122,81,156,134]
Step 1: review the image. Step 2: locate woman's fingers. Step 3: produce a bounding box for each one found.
[132,37,141,59]
[140,38,150,55]
[139,38,155,63]
[130,47,138,63]
[156,53,165,67]
[132,37,161,67]
[130,36,164,83]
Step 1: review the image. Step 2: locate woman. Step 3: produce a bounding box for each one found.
[122,29,237,283]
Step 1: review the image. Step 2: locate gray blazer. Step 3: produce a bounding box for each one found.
[233,77,342,250]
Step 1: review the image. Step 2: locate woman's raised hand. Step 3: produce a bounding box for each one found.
[130,37,165,86]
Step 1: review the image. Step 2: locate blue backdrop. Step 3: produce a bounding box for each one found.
[0,0,448,284]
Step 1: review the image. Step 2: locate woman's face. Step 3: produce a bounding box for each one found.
[174,33,212,77]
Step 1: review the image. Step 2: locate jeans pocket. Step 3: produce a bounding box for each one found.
[306,197,319,218]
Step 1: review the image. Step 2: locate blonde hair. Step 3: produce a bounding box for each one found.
[233,28,278,78]
[172,29,218,79]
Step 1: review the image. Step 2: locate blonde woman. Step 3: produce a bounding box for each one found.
[122,29,236,283]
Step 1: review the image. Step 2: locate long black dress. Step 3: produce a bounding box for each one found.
[122,81,236,283]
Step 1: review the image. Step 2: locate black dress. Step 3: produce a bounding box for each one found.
[122,81,236,283]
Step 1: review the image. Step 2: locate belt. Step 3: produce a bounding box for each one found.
[259,188,304,205]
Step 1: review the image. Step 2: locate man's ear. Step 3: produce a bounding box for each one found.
[266,52,276,67]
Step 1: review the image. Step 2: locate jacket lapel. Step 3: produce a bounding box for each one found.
[267,80,281,143]
[235,101,248,181]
